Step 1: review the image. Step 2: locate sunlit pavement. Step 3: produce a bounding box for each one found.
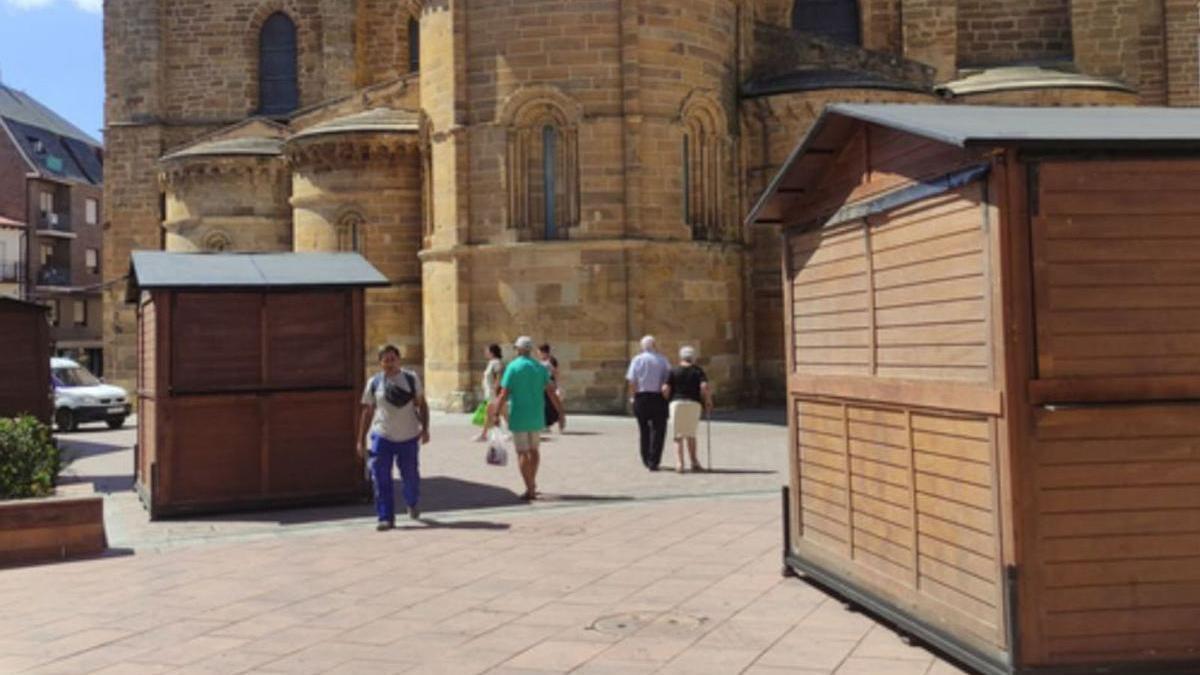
[0,411,968,674]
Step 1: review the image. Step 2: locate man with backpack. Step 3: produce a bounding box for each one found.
[358,344,430,530]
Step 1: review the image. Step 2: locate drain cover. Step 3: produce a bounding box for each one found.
[589,612,708,637]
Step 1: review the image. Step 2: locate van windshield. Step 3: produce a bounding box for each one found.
[54,366,101,388]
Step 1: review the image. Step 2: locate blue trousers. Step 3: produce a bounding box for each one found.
[369,434,420,522]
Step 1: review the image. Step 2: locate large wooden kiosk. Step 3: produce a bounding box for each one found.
[749,104,1200,674]
[127,252,387,518]
[0,297,51,423]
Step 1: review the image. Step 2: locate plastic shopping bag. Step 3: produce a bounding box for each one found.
[470,401,488,427]
[486,427,511,466]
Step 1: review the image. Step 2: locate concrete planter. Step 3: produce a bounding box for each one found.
[0,485,106,567]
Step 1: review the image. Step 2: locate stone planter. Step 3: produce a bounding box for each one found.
[0,485,106,567]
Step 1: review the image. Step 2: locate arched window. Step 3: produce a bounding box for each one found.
[504,96,580,239]
[793,0,861,45]
[408,17,420,72]
[259,12,299,116]
[542,125,557,239]
[336,212,364,253]
[681,99,727,241]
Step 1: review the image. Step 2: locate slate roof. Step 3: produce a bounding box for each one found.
[290,108,420,141]
[126,252,389,302]
[160,136,285,162]
[0,84,103,185]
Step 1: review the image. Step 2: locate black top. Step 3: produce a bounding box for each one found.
[667,365,707,402]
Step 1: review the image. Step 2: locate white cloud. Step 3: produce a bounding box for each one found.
[2,0,102,11]
[3,0,56,9]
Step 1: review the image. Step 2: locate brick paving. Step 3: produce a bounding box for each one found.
[4,411,971,674]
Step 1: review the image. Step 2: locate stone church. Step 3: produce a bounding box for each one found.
[103,0,1199,411]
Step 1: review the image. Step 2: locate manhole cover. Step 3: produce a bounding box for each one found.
[589,612,708,637]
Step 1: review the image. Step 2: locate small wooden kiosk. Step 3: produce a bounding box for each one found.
[127,252,387,518]
[749,104,1200,674]
[0,297,51,423]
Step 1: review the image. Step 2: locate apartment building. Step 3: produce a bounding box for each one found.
[0,84,104,375]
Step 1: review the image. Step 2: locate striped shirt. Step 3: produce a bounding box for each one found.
[625,351,671,393]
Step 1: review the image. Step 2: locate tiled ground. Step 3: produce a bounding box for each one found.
[3,411,971,674]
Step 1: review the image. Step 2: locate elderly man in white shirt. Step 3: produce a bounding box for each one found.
[626,335,672,471]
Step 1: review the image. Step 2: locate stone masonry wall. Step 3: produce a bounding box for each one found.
[291,142,424,375]
[957,0,1073,66]
[162,159,292,253]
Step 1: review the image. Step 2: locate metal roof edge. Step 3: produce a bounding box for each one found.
[824,103,970,147]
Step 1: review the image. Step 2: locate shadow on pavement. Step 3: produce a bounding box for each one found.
[709,407,786,426]
[408,518,510,530]
[688,468,777,475]
[178,476,632,526]
[59,474,134,493]
[58,439,129,461]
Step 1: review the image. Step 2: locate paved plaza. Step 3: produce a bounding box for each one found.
[0,411,968,674]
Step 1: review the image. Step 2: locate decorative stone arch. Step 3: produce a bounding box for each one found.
[679,90,733,242]
[333,208,367,253]
[202,230,234,253]
[244,1,324,116]
[499,87,582,238]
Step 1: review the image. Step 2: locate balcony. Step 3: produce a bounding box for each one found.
[37,266,70,287]
[36,213,74,238]
[0,261,20,283]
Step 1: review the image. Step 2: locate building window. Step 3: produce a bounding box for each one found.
[85,198,98,225]
[504,97,580,239]
[258,12,299,116]
[40,243,53,265]
[542,125,558,239]
[793,0,861,45]
[336,213,364,252]
[408,17,420,72]
[73,300,86,326]
[86,248,99,273]
[39,191,52,218]
[681,99,727,241]
[47,299,59,326]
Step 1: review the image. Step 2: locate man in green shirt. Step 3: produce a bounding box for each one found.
[489,336,565,501]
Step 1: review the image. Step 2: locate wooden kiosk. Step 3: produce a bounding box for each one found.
[0,297,51,423]
[127,252,387,518]
[748,104,1200,674]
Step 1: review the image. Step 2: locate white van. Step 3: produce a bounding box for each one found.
[51,357,130,431]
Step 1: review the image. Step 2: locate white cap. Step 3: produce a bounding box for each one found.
[514,336,534,350]
[679,346,696,362]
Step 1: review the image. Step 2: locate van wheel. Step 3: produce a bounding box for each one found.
[55,408,77,432]
[106,416,126,430]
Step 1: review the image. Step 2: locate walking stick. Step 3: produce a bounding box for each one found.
[706,406,712,471]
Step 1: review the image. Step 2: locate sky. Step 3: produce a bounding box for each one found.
[0,0,103,142]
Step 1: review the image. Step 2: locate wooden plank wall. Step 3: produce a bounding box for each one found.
[789,185,991,382]
[1030,405,1200,662]
[785,124,1008,655]
[1024,158,1200,664]
[794,398,1004,646]
[1033,160,1200,391]
[0,303,50,422]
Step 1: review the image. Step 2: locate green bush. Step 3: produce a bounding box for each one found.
[0,416,61,499]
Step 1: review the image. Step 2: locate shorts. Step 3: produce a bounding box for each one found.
[513,431,540,453]
[670,400,702,439]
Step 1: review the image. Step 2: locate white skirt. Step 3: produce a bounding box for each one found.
[670,400,702,439]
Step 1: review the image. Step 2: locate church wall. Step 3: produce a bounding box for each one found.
[160,0,333,120]
[291,143,424,375]
[956,0,1073,67]
[162,158,292,253]
[357,0,417,87]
